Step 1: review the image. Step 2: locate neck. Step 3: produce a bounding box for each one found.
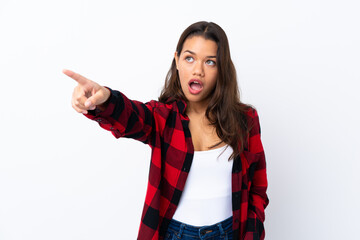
[186,101,209,116]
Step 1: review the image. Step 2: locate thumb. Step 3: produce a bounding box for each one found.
[84,99,95,110]
[84,89,107,109]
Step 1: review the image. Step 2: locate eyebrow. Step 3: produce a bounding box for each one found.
[183,50,216,58]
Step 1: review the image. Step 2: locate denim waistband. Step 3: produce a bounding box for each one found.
[167,216,233,239]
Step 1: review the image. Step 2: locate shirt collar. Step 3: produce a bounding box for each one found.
[176,98,187,115]
[165,96,188,115]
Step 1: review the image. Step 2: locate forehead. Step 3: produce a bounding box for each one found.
[181,36,218,56]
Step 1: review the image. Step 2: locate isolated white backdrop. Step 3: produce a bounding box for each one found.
[0,0,359,239]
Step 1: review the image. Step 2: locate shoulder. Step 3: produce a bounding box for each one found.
[244,105,259,119]
[241,105,261,136]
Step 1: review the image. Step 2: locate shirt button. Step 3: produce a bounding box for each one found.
[235,219,239,223]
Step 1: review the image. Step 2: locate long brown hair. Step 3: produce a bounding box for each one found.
[159,21,254,160]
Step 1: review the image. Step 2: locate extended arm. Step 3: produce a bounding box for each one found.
[64,69,155,144]
[84,88,155,144]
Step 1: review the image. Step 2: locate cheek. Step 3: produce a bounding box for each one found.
[178,74,187,91]
[210,75,217,90]
[178,69,189,86]
[178,65,190,76]
[208,70,218,86]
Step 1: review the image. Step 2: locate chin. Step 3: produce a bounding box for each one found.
[186,95,208,104]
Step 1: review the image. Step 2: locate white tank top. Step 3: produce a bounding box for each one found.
[172,144,233,226]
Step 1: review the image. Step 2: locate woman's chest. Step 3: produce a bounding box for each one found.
[188,118,225,151]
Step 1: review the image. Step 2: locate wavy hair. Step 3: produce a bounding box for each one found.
[158,21,254,159]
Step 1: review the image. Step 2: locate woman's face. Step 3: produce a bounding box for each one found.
[175,36,218,108]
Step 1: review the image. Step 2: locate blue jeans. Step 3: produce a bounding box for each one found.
[164,216,233,240]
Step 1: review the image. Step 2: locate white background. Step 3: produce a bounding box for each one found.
[1,0,359,239]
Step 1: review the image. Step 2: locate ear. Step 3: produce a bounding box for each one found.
[174,52,179,70]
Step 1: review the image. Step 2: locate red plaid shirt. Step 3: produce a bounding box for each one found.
[84,87,269,240]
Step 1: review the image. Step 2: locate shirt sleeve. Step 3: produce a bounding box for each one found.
[83,87,156,145]
[244,109,269,240]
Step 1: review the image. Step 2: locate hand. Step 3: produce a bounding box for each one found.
[63,69,111,114]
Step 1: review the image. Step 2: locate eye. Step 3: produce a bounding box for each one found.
[206,60,216,66]
[185,56,194,63]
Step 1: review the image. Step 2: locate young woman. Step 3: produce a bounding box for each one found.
[64,21,269,240]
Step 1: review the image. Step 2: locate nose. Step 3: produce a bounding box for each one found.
[193,61,204,77]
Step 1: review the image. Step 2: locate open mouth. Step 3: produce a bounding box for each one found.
[188,80,203,94]
[189,81,202,90]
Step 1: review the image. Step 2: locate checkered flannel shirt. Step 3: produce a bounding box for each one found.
[84,87,269,240]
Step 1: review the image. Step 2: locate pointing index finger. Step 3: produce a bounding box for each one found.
[62,69,89,85]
